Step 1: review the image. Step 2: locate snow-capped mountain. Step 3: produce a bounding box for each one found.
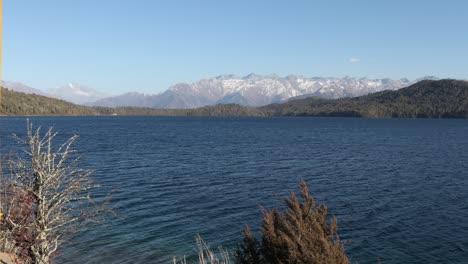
[48,83,110,105]
[86,92,159,107]
[91,74,423,108]
[4,75,435,108]
[1,81,51,97]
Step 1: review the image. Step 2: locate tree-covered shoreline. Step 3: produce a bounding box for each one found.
[1,79,467,118]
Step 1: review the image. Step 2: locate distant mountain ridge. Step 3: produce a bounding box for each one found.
[2,79,466,118]
[90,74,425,108]
[1,81,51,97]
[1,81,110,105]
[47,83,110,104]
[1,75,440,108]
[261,79,468,118]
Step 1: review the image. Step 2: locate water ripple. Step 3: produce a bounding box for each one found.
[0,116,467,264]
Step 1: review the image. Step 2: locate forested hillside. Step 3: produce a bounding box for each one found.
[1,79,467,118]
[0,88,98,115]
[0,88,260,116]
[261,79,468,118]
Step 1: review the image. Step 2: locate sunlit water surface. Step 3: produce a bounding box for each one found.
[0,116,467,264]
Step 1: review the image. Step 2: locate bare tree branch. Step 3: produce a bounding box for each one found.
[0,123,109,264]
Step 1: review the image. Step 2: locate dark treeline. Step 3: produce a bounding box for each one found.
[1,79,467,118]
[262,79,468,118]
[0,88,98,116]
[0,88,263,116]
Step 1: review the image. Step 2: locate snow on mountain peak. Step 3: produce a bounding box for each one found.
[6,74,428,109]
[90,74,423,109]
[48,83,110,105]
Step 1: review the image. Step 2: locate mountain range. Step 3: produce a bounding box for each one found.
[1,79,466,118]
[261,79,468,118]
[48,83,111,105]
[0,81,110,105]
[0,81,50,97]
[90,74,430,108]
[2,74,439,108]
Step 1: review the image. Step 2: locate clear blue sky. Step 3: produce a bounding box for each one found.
[3,0,468,94]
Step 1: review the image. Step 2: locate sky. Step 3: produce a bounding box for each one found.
[3,0,468,94]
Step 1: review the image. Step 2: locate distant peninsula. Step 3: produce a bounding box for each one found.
[1,79,467,118]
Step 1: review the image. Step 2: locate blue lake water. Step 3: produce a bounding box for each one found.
[0,116,467,263]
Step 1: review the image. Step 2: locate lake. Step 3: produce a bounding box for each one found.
[0,116,467,263]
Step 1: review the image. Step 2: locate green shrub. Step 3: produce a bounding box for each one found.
[236,180,349,264]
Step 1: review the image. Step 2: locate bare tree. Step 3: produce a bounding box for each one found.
[0,123,107,263]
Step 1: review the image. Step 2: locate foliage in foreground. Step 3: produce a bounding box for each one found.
[235,180,349,264]
[177,180,349,264]
[0,124,107,263]
[0,125,350,263]
[173,235,231,264]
